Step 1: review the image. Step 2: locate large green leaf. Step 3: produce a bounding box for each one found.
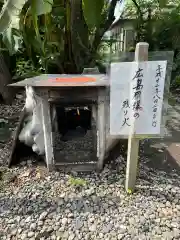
[0,0,54,34]
[82,0,105,30]
[31,0,54,16]
[0,0,27,33]
[2,28,22,55]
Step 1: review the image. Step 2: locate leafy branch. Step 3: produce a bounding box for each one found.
[92,0,118,55]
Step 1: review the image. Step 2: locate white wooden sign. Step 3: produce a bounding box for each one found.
[110,61,167,136]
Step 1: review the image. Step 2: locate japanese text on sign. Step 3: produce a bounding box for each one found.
[152,64,163,127]
[110,61,167,136]
[122,99,130,126]
[132,67,144,120]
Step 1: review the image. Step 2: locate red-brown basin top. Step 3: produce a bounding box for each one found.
[9,74,109,88]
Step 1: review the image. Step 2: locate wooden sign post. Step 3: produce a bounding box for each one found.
[125,42,149,193]
[110,42,167,192]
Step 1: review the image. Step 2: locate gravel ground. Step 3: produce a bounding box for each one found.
[0,96,180,240]
[0,96,24,165]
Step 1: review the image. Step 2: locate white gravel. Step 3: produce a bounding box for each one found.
[0,96,180,240]
[0,162,180,240]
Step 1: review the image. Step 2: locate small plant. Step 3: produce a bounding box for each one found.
[68,176,87,187]
[127,188,133,194]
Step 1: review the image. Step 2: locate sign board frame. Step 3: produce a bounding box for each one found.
[109,51,174,139]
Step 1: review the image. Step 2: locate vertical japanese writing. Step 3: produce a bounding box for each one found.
[122,99,130,126]
[132,67,144,119]
[152,64,162,127]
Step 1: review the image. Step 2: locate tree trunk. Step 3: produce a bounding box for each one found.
[70,0,91,73]
[0,53,14,104]
[63,0,77,73]
[91,0,118,55]
[69,0,118,73]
